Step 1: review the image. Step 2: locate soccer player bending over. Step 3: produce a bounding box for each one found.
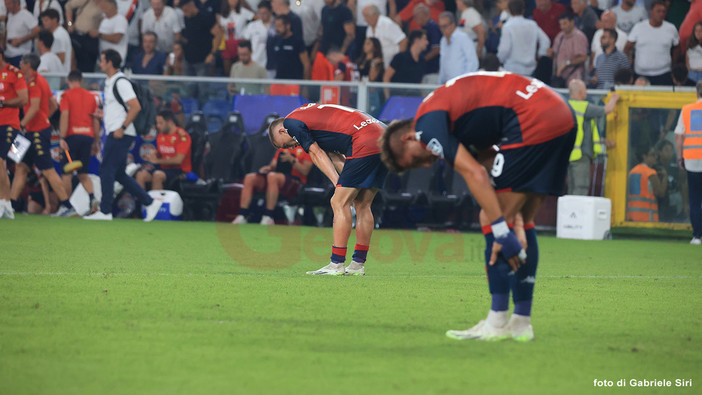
[269,103,388,276]
[379,72,577,341]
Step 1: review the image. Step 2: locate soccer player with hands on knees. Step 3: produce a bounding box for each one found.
[379,71,577,342]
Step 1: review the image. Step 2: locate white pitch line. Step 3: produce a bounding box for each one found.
[0,272,699,279]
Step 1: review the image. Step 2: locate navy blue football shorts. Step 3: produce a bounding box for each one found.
[336,153,388,189]
[22,127,54,171]
[61,135,94,174]
[0,125,19,160]
[492,126,577,196]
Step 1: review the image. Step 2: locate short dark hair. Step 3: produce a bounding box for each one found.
[142,31,158,42]
[258,0,272,10]
[67,69,83,81]
[651,0,667,10]
[508,0,525,16]
[408,29,426,48]
[179,0,194,7]
[603,28,618,41]
[558,12,575,21]
[613,67,634,84]
[37,30,54,49]
[238,39,252,51]
[39,8,60,21]
[21,53,40,71]
[267,117,285,147]
[481,53,501,71]
[378,119,413,174]
[157,109,176,124]
[275,13,291,26]
[102,49,122,69]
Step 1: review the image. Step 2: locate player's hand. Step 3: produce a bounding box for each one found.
[59,139,68,151]
[113,128,124,139]
[8,38,21,47]
[259,165,270,174]
[205,53,215,64]
[145,151,158,163]
[489,218,527,271]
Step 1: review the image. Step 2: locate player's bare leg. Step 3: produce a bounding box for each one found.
[261,172,286,225]
[233,173,266,224]
[346,188,379,276]
[0,160,12,218]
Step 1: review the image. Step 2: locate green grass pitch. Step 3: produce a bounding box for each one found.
[0,216,700,394]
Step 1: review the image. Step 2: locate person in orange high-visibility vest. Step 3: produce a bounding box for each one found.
[627,146,667,222]
[674,81,702,244]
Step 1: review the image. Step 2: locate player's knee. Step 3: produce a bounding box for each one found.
[243,173,257,185]
[330,193,352,212]
[135,170,149,183]
[153,171,166,182]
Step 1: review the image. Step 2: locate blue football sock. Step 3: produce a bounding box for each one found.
[484,229,510,311]
[330,246,347,264]
[352,244,369,263]
[511,225,539,316]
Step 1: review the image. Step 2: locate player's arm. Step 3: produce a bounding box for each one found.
[20,97,41,129]
[48,96,58,118]
[154,153,185,166]
[307,142,339,185]
[99,32,124,44]
[292,155,314,176]
[453,144,525,270]
[328,152,345,174]
[59,109,69,150]
[2,88,28,107]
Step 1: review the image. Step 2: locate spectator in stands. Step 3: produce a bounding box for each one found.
[612,0,647,34]
[179,0,224,76]
[40,9,72,73]
[567,78,618,195]
[384,29,428,86]
[228,40,268,94]
[486,0,510,54]
[456,0,486,57]
[363,4,407,68]
[614,66,635,84]
[117,0,146,63]
[4,0,39,67]
[686,21,702,83]
[66,0,103,72]
[549,12,588,87]
[220,0,255,76]
[590,10,627,71]
[244,0,275,78]
[591,28,630,89]
[356,37,384,82]
[33,0,63,26]
[634,76,650,86]
[271,0,303,40]
[295,0,325,52]
[348,0,397,60]
[36,31,64,74]
[59,70,100,212]
[627,145,666,222]
[412,3,440,83]
[141,0,183,54]
[136,110,192,192]
[128,31,168,75]
[85,49,162,221]
[678,0,702,56]
[497,0,550,77]
[570,0,598,44]
[272,13,311,80]
[232,146,313,225]
[395,0,444,31]
[625,0,679,86]
[97,0,129,63]
[532,0,567,43]
[164,40,186,75]
[319,0,355,55]
[438,11,478,84]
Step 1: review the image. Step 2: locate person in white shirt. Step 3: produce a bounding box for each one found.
[220,0,255,78]
[141,0,183,53]
[363,4,407,67]
[497,0,550,77]
[84,48,162,221]
[589,10,627,70]
[40,9,72,73]
[685,21,702,83]
[33,0,63,25]
[4,0,39,66]
[612,0,647,34]
[457,0,486,57]
[438,11,478,83]
[36,30,64,73]
[243,0,275,72]
[116,0,148,60]
[293,0,324,48]
[98,0,129,63]
[624,0,679,86]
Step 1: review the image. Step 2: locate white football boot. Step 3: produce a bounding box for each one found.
[306,262,345,276]
[345,261,365,276]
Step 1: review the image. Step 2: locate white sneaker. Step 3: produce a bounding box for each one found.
[232,215,247,224]
[507,314,534,342]
[1,200,14,219]
[260,215,275,225]
[446,319,510,341]
[52,205,77,217]
[691,238,701,245]
[306,262,345,276]
[90,198,101,214]
[345,261,365,276]
[143,199,163,222]
[84,211,113,220]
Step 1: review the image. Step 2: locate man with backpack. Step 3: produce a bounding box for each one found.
[84,49,162,221]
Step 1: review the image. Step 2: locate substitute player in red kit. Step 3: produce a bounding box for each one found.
[59,69,101,213]
[9,54,75,217]
[0,47,28,219]
[136,110,192,191]
[269,103,388,276]
[379,71,577,341]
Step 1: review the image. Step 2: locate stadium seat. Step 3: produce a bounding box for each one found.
[185,112,208,178]
[180,97,199,118]
[232,95,308,135]
[203,115,247,183]
[380,161,442,228]
[377,96,424,123]
[241,123,277,175]
[202,99,233,130]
